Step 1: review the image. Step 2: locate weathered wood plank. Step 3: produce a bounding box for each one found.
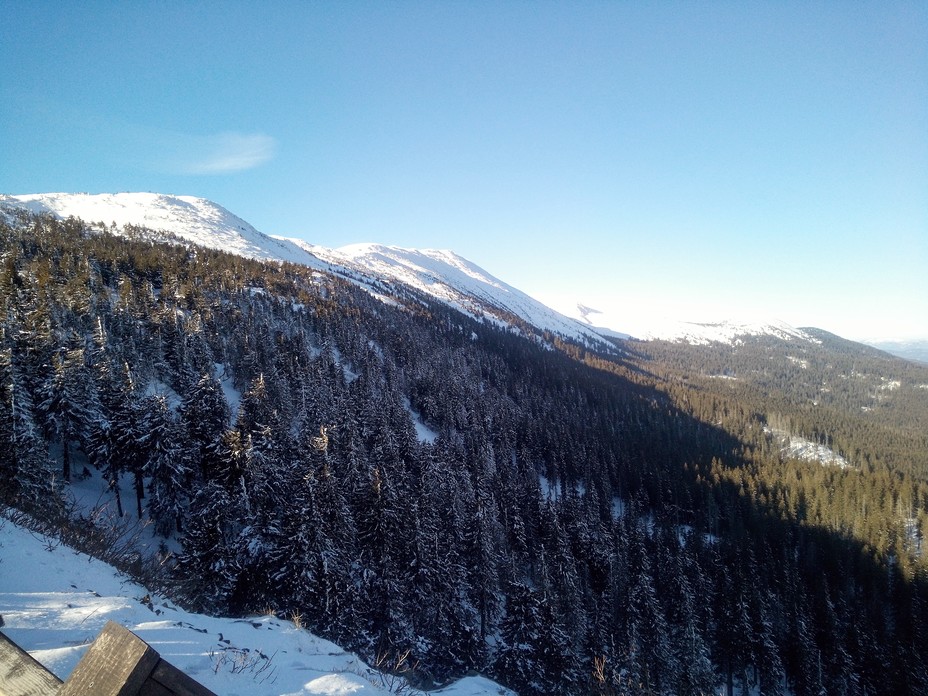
[57,621,159,696]
[137,675,173,696]
[147,660,216,696]
[0,630,62,696]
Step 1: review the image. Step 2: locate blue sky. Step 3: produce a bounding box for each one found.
[2,1,926,341]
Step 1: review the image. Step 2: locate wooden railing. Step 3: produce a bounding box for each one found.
[0,621,216,696]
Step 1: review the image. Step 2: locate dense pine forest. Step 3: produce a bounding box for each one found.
[2,212,928,695]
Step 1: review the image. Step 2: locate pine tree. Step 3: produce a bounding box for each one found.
[412,455,482,676]
[492,581,545,695]
[36,344,98,481]
[625,530,676,695]
[142,394,187,536]
[0,348,57,509]
[180,372,230,482]
[177,481,239,611]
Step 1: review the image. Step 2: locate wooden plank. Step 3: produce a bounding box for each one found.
[58,621,159,696]
[137,674,173,696]
[0,630,62,696]
[147,660,217,696]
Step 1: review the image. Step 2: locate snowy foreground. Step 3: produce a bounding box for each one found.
[0,518,513,696]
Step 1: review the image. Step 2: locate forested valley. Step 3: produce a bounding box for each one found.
[2,212,927,695]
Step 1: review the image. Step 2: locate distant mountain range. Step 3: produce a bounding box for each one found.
[864,340,928,364]
[0,192,609,349]
[1,192,914,357]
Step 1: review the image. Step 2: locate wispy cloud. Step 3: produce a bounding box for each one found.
[121,125,278,176]
[21,100,279,178]
[176,131,277,175]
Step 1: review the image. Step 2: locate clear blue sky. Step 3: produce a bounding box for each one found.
[2,1,926,341]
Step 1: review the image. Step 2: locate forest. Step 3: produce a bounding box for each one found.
[1,212,927,695]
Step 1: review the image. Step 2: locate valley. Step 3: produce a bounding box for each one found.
[1,196,926,695]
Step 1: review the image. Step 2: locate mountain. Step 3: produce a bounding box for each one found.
[3,193,928,694]
[865,339,928,364]
[628,317,816,345]
[0,192,322,267]
[2,192,889,354]
[0,192,608,349]
[565,298,817,346]
[280,239,607,345]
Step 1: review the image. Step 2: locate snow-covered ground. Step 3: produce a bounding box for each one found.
[0,516,513,696]
[764,427,850,469]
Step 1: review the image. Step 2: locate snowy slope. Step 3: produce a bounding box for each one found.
[0,193,606,347]
[563,300,818,346]
[0,516,513,696]
[281,239,606,345]
[0,193,330,270]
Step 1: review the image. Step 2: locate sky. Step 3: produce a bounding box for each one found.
[1,1,926,342]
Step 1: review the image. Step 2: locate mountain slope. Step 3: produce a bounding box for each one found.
[281,239,604,344]
[565,299,817,346]
[0,192,606,348]
[2,206,928,694]
[0,514,512,696]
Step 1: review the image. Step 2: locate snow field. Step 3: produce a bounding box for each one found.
[0,517,513,696]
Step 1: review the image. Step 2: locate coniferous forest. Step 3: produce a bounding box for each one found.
[2,212,928,695]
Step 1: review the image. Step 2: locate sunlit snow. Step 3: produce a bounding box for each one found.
[0,192,822,348]
[0,516,514,696]
[0,193,608,349]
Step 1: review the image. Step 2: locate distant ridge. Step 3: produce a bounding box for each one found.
[865,340,928,364]
[2,192,889,352]
[0,192,607,348]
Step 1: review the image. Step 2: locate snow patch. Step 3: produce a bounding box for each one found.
[764,427,850,468]
[215,362,241,417]
[403,398,438,444]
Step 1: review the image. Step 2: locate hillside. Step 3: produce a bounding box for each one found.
[0,512,512,696]
[0,208,927,694]
[0,193,607,349]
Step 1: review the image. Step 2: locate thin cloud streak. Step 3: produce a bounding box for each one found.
[178,131,277,175]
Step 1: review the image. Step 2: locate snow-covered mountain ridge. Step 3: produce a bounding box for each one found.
[0,193,607,348]
[0,192,321,267]
[1,192,822,348]
[282,238,602,344]
[563,300,818,346]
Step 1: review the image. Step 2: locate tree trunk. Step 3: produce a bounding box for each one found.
[62,437,71,481]
[110,471,124,517]
[135,470,145,518]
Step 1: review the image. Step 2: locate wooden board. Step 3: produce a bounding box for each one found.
[144,660,216,696]
[57,621,159,696]
[0,630,62,696]
[3,621,216,696]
